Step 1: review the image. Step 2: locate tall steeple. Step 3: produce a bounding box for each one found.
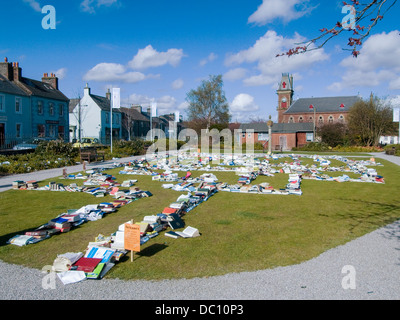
[277,73,294,123]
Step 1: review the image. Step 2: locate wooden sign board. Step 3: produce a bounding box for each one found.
[124,223,141,253]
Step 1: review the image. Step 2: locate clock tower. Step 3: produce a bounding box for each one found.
[277,73,294,123]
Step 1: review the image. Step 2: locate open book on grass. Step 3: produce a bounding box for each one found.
[174,226,200,238]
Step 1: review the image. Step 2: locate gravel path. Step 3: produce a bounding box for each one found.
[1,152,399,300]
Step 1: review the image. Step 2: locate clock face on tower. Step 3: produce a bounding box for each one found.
[281,97,287,109]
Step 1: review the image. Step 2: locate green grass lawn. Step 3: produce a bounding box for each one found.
[0,156,399,281]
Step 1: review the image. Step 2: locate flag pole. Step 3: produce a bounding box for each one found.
[150,104,153,142]
[111,90,113,154]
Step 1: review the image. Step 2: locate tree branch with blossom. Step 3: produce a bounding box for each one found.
[277,0,398,58]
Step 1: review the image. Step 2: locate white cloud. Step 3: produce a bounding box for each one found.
[225,30,329,87]
[200,52,218,66]
[52,68,67,80]
[224,68,248,81]
[248,0,315,25]
[390,78,400,91]
[328,30,400,91]
[127,94,181,115]
[129,45,185,70]
[172,78,184,90]
[23,0,42,12]
[231,94,260,112]
[80,0,119,13]
[83,62,159,83]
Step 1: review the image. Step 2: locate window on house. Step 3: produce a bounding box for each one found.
[289,117,294,123]
[328,116,334,124]
[309,116,313,122]
[338,115,344,123]
[299,116,304,123]
[49,103,54,116]
[49,125,56,137]
[0,95,4,112]
[38,124,45,137]
[15,97,22,113]
[38,101,43,115]
[106,113,109,124]
[59,104,64,117]
[318,116,324,124]
[58,126,65,139]
[16,124,22,138]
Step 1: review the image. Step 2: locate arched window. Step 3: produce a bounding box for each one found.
[289,117,294,123]
[309,116,313,123]
[299,116,304,123]
[318,116,324,124]
[328,116,334,124]
[338,115,344,123]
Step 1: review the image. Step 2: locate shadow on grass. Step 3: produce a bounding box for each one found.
[332,198,400,236]
[136,243,168,258]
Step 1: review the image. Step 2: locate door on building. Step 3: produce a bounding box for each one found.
[279,136,287,151]
[0,123,5,149]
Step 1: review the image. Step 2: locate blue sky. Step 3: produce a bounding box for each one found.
[1,0,400,122]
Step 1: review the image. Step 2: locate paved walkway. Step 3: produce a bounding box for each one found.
[0,156,141,193]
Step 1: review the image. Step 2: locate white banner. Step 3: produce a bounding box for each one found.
[393,108,400,122]
[151,102,157,117]
[112,88,120,109]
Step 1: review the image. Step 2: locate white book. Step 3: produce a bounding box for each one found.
[175,226,200,238]
[143,215,160,224]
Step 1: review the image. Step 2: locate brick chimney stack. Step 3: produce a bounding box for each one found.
[0,57,14,80]
[12,62,22,82]
[42,72,59,90]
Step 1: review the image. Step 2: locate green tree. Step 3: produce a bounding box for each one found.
[318,122,349,147]
[347,95,397,146]
[186,75,231,133]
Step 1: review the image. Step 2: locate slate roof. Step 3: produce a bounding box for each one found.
[90,94,121,113]
[120,107,149,121]
[271,122,313,133]
[17,77,69,102]
[240,122,313,134]
[69,98,80,113]
[0,74,29,96]
[240,123,270,133]
[285,96,361,114]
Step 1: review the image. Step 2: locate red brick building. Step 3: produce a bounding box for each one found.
[277,73,360,125]
[240,73,361,151]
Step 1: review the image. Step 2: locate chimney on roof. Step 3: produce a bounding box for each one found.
[42,72,59,90]
[0,57,13,80]
[131,105,142,113]
[12,62,22,82]
[106,88,111,100]
[84,83,91,96]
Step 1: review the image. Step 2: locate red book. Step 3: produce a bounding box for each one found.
[72,257,102,272]
[162,207,177,215]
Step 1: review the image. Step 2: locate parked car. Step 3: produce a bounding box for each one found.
[73,137,100,148]
[12,138,51,150]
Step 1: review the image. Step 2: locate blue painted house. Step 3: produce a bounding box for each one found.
[0,58,69,149]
